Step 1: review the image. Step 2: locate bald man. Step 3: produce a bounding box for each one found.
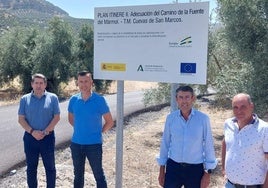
[222,93,268,188]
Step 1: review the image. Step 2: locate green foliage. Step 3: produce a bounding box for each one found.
[72,24,112,93]
[0,17,111,96]
[217,0,268,115]
[71,25,94,74]
[208,28,253,97]
[19,28,39,92]
[218,0,267,61]
[0,28,24,83]
[0,18,74,95]
[0,0,101,97]
[32,17,74,95]
[0,27,39,92]
[143,83,171,107]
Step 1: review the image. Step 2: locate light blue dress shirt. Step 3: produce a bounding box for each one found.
[157,108,217,170]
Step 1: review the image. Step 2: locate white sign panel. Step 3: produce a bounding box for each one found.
[94,2,209,84]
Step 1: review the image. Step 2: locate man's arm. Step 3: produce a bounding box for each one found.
[203,117,218,170]
[102,112,114,133]
[264,172,268,187]
[264,154,268,187]
[44,114,60,133]
[221,138,226,176]
[68,112,74,126]
[18,115,33,134]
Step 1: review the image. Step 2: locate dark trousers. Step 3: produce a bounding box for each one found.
[70,142,107,188]
[23,132,56,188]
[164,158,204,188]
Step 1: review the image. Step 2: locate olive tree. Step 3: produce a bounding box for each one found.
[0,27,39,92]
[73,24,112,93]
[217,0,268,114]
[32,17,74,95]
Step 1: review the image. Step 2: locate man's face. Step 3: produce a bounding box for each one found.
[31,77,46,96]
[77,74,93,93]
[232,95,254,124]
[176,91,195,113]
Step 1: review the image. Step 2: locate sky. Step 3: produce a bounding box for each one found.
[46,0,217,19]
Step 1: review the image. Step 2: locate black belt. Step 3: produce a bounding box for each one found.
[228,179,262,188]
[168,159,203,168]
[26,130,54,135]
[178,163,197,167]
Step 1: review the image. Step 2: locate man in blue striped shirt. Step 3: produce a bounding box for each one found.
[157,85,217,188]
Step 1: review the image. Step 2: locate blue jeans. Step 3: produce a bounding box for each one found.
[23,132,56,188]
[164,158,204,188]
[70,142,107,188]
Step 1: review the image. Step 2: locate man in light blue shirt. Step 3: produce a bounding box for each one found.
[157,85,217,188]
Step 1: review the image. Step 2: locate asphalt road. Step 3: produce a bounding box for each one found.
[0,91,146,176]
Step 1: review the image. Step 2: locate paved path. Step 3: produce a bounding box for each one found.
[0,91,146,176]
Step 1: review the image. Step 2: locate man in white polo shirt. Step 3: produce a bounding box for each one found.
[222,93,268,188]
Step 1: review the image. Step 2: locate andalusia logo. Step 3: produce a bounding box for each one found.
[169,36,192,47]
[180,36,192,46]
[137,65,144,71]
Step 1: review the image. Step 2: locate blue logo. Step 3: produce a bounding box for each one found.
[180,63,196,73]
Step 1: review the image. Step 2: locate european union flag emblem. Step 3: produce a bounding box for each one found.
[180,63,196,73]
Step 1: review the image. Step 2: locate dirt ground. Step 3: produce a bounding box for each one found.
[0,81,232,187]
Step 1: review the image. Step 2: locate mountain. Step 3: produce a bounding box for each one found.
[0,0,93,32]
[0,0,69,16]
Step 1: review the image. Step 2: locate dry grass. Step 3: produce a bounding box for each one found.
[0,80,158,106]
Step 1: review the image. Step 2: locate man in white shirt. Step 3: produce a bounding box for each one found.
[222,93,268,188]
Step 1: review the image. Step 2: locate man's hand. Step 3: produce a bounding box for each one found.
[32,130,45,140]
[201,172,210,188]
[158,172,165,187]
[158,166,165,187]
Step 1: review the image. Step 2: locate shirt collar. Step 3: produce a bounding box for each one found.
[232,114,258,125]
[78,91,94,101]
[31,90,47,98]
[179,108,195,119]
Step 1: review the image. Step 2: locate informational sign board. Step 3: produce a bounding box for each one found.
[94,2,209,84]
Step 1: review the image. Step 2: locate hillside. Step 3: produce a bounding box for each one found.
[0,0,69,15]
[0,0,93,32]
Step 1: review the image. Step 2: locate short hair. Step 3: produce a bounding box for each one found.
[31,73,47,83]
[246,94,253,104]
[77,71,92,79]
[233,93,253,104]
[175,85,194,97]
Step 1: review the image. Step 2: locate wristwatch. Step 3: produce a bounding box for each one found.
[204,169,212,174]
[43,130,50,136]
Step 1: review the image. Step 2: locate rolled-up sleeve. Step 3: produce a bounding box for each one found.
[203,116,218,169]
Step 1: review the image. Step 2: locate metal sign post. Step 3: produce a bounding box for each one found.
[115,80,124,188]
